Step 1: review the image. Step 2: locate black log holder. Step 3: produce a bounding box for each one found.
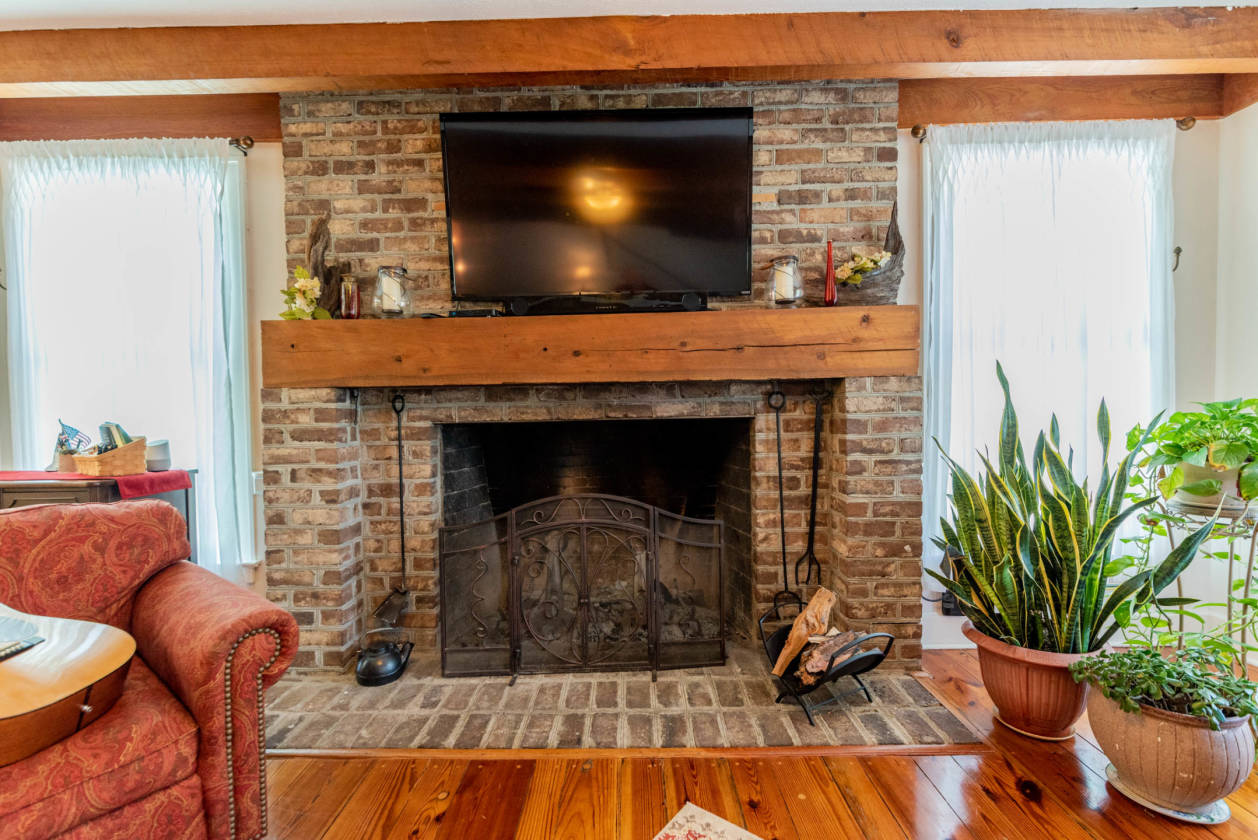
[758,595,895,726]
[356,391,411,686]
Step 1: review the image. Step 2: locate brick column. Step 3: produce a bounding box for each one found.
[829,376,924,668]
[260,387,364,670]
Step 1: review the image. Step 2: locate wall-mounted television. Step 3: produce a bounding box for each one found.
[440,108,753,307]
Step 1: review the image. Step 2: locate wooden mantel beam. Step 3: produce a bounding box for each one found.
[4,8,1258,97]
[260,306,921,389]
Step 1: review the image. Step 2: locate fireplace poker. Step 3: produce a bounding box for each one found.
[372,391,411,627]
[795,385,830,588]
[767,386,798,608]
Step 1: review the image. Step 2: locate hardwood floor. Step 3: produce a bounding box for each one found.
[265,649,1258,838]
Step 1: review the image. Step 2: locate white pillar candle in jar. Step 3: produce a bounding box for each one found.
[375,266,410,316]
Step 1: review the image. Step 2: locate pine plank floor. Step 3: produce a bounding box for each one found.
[265,649,1258,838]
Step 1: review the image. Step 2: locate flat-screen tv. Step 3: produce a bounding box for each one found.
[440,108,753,302]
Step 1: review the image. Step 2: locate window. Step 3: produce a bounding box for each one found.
[1,139,252,582]
[921,121,1176,598]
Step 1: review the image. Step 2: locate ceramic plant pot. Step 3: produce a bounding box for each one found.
[1088,690,1255,823]
[1172,462,1248,517]
[962,621,1090,740]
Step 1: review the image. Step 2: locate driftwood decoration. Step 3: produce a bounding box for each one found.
[771,587,837,676]
[836,201,905,306]
[305,212,351,318]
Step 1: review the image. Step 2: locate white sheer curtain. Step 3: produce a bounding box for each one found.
[922,120,1176,559]
[1,138,252,583]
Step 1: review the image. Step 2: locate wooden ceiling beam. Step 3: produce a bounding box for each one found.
[899,75,1225,127]
[3,9,1258,97]
[1222,74,1258,115]
[0,93,281,141]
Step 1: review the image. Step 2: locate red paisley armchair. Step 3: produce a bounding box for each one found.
[0,500,298,840]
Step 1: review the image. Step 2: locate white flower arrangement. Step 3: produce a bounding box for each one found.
[835,250,893,287]
[280,266,331,320]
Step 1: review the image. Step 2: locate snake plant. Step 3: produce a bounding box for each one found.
[927,364,1216,654]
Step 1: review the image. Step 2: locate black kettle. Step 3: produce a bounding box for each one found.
[355,630,413,687]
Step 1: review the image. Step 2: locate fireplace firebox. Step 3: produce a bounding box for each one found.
[440,494,724,678]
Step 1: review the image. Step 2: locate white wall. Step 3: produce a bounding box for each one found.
[244,143,289,473]
[900,121,1235,648]
[243,143,288,592]
[1216,103,1258,401]
[1173,121,1221,408]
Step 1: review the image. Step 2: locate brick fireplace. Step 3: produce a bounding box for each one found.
[262,77,923,674]
[261,378,923,672]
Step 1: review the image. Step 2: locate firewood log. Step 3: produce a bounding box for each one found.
[771,587,836,676]
[796,630,862,685]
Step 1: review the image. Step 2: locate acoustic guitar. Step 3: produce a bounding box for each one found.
[0,603,136,767]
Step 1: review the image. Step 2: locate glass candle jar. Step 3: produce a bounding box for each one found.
[373,266,411,317]
[769,255,803,305]
[340,275,360,319]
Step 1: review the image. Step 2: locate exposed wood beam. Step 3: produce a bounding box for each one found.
[1223,73,1258,115]
[4,9,1258,97]
[899,75,1223,127]
[0,93,280,141]
[260,306,921,389]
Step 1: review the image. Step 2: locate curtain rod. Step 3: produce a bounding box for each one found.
[228,136,254,156]
[909,118,1196,140]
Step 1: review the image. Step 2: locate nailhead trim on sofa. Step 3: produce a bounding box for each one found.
[223,627,284,840]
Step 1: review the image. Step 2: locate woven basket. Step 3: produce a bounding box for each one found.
[73,437,148,476]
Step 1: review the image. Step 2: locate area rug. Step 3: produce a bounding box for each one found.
[265,643,980,750]
[654,803,763,840]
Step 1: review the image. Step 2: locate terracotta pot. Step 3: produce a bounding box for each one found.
[1088,690,1255,820]
[962,621,1090,740]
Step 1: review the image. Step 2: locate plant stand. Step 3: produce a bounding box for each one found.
[1163,498,1258,668]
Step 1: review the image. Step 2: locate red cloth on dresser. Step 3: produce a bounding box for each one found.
[111,470,192,499]
[0,470,192,499]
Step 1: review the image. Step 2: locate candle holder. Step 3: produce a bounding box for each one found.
[373,266,412,317]
[340,275,360,320]
[823,240,837,307]
[769,256,803,306]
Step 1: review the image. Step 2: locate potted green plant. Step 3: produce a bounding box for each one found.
[1140,399,1258,514]
[1071,648,1257,823]
[928,364,1215,740]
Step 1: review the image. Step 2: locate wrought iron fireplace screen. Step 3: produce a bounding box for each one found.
[439,494,724,677]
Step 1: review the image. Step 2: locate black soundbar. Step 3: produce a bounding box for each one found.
[507,293,707,316]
